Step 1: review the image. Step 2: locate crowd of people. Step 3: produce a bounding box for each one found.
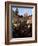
[12,15,32,38]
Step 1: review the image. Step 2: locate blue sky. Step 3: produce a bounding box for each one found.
[12,7,32,16]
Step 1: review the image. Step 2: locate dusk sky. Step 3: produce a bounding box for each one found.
[12,7,32,16]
